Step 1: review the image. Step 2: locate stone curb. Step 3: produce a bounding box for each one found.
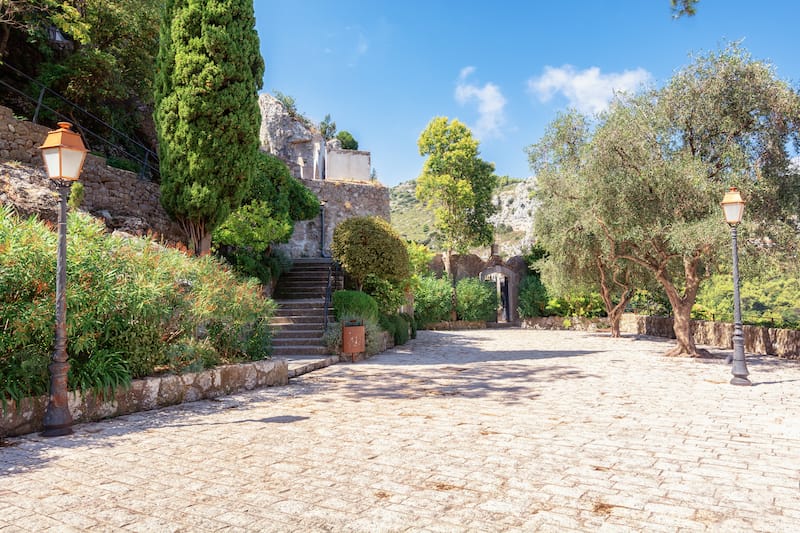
[287,355,341,378]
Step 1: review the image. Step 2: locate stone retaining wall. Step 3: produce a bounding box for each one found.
[619,314,799,359]
[277,178,390,258]
[0,105,183,241]
[524,314,799,358]
[1,359,288,437]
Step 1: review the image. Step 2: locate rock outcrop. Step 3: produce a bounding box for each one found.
[258,93,325,180]
[489,179,538,255]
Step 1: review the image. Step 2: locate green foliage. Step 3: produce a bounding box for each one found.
[694,274,800,329]
[319,114,337,140]
[23,1,161,159]
[323,313,384,356]
[545,293,606,318]
[517,275,549,318]
[455,278,497,321]
[336,131,358,150]
[628,289,671,316]
[413,275,453,326]
[332,290,379,323]
[528,44,800,354]
[213,150,317,283]
[363,275,407,315]
[106,156,139,173]
[331,216,410,290]
[0,207,275,408]
[68,350,131,401]
[671,0,698,18]
[378,314,410,346]
[416,117,498,256]
[154,0,265,254]
[407,241,435,276]
[67,182,84,211]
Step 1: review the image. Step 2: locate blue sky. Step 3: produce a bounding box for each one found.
[255,1,800,187]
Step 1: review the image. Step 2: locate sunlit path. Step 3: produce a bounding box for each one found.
[2,329,798,531]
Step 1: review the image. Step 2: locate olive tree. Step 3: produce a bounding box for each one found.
[584,45,800,356]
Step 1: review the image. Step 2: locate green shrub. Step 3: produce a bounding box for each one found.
[363,275,407,315]
[455,278,497,321]
[68,350,131,400]
[378,313,410,346]
[628,289,670,316]
[695,274,800,329]
[332,290,379,322]
[0,207,275,409]
[331,216,410,290]
[392,314,410,345]
[414,275,452,326]
[517,274,549,318]
[545,293,605,318]
[323,313,384,355]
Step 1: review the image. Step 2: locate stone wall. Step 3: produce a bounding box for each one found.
[523,314,799,358]
[619,314,800,359]
[1,359,288,437]
[326,148,371,181]
[0,105,183,241]
[277,178,391,258]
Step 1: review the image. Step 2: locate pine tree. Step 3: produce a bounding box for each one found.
[154,0,264,255]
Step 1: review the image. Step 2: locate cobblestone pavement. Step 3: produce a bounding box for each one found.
[2,329,799,532]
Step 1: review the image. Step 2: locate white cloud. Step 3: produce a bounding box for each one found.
[527,65,652,114]
[455,67,507,139]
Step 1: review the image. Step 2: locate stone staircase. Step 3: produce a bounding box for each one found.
[270,258,341,359]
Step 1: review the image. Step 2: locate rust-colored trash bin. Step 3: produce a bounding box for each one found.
[342,320,365,362]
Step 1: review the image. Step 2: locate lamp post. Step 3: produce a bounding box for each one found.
[319,199,327,257]
[38,122,88,436]
[721,187,750,386]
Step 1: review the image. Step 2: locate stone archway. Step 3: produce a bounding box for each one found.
[479,265,518,323]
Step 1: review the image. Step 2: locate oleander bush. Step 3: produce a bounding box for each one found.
[455,278,497,322]
[0,207,274,408]
[413,275,453,327]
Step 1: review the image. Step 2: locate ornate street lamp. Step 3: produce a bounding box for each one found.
[38,122,87,436]
[721,187,750,386]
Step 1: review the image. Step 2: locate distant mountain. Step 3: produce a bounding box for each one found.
[389,177,537,257]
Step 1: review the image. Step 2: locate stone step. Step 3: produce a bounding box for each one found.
[271,315,325,326]
[272,345,330,357]
[273,337,324,347]
[272,329,326,339]
[274,292,328,300]
[271,320,328,329]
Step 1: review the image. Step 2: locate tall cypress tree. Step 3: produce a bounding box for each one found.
[154,0,264,255]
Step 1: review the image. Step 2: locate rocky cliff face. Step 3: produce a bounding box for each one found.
[489,179,538,255]
[258,93,325,180]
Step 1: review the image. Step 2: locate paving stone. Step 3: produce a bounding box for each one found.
[2,329,799,531]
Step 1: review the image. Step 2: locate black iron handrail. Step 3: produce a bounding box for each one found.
[0,61,160,181]
[323,261,342,331]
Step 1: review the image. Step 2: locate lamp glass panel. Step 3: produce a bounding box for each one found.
[61,149,85,180]
[723,202,744,224]
[41,148,61,179]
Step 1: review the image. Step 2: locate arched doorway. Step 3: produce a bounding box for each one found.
[479,265,518,323]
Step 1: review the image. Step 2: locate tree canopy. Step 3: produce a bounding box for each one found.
[530,44,800,355]
[416,117,497,258]
[336,130,358,150]
[154,0,264,255]
[331,216,410,291]
[528,111,649,337]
